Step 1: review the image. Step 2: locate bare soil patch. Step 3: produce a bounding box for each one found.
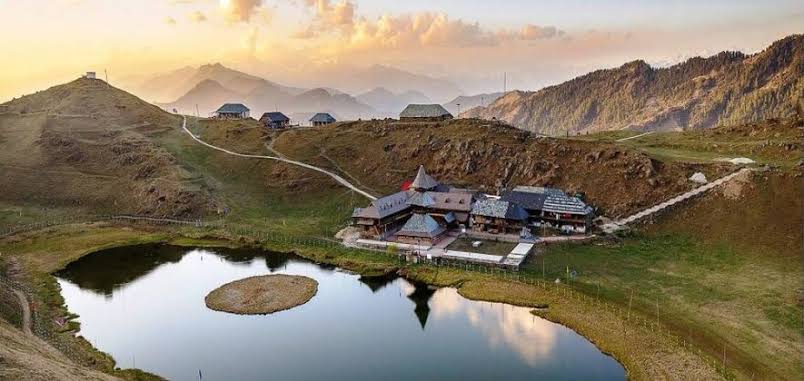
[205,274,318,315]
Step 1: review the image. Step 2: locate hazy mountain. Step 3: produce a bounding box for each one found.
[304,64,461,103]
[443,92,504,116]
[133,63,301,104]
[284,88,375,121]
[464,34,803,134]
[159,79,242,116]
[357,87,431,115]
[132,65,198,102]
[151,64,377,119]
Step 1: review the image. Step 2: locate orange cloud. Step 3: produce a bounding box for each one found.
[223,0,263,23]
[294,1,563,50]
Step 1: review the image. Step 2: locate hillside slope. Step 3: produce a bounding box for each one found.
[0,78,219,218]
[271,118,737,218]
[464,34,803,134]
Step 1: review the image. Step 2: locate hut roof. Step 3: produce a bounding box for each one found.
[406,191,435,208]
[260,112,289,122]
[309,113,336,123]
[426,192,473,212]
[400,104,453,119]
[396,214,446,238]
[216,103,249,113]
[471,199,528,221]
[411,165,438,190]
[500,186,564,211]
[352,191,410,219]
[542,194,594,216]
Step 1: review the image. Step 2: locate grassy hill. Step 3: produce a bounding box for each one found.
[0,78,219,219]
[0,78,800,380]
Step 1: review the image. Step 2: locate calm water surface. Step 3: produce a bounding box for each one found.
[56,244,625,381]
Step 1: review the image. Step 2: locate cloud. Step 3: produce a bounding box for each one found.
[293,1,562,50]
[222,0,263,23]
[188,11,207,23]
[164,16,177,25]
[296,0,355,36]
[517,24,563,40]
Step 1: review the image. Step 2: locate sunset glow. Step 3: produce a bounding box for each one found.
[0,0,801,102]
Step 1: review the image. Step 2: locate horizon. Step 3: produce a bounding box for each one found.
[0,0,802,102]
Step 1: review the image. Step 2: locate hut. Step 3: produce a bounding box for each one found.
[260,112,290,129]
[399,104,453,121]
[470,199,528,235]
[501,186,594,233]
[394,213,447,245]
[214,103,250,119]
[352,191,412,240]
[310,113,336,126]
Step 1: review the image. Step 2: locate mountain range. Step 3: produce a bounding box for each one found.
[464,34,803,134]
[127,63,469,122]
[442,92,504,116]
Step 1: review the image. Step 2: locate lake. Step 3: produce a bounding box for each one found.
[55,244,625,380]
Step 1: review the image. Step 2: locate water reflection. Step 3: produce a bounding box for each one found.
[56,245,624,381]
[430,289,557,365]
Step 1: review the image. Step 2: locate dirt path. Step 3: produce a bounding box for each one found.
[12,289,32,335]
[616,131,654,142]
[603,167,752,232]
[181,116,377,201]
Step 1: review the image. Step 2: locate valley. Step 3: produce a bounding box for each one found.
[0,31,801,381]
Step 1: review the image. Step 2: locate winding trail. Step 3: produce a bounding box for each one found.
[12,289,32,335]
[616,131,654,142]
[181,116,377,201]
[602,167,751,233]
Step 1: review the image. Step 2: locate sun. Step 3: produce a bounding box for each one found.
[219,0,230,8]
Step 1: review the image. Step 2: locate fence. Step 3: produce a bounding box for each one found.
[0,214,738,380]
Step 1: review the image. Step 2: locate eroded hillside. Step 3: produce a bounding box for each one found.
[271,118,736,218]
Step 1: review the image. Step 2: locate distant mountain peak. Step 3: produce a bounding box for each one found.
[463,34,802,134]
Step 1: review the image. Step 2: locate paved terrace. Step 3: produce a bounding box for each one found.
[353,233,537,270]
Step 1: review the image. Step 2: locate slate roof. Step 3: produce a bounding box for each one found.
[542,194,594,215]
[407,191,435,207]
[442,212,456,224]
[260,112,289,122]
[426,192,473,212]
[471,199,528,221]
[352,191,411,219]
[400,104,453,119]
[396,214,446,238]
[411,165,439,190]
[501,186,563,211]
[309,113,336,123]
[216,103,249,114]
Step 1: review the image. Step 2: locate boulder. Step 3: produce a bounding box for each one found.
[689,172,708,184]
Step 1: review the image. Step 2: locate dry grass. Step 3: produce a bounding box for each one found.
[272,118,732,218]
[205,274,318,315]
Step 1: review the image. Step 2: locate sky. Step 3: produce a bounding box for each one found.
[0,0,801,101]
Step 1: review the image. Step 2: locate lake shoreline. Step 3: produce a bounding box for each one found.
[1,223,724,380]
